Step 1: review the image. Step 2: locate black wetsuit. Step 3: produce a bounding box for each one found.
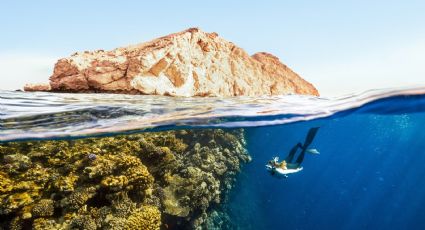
[284,143,305,169]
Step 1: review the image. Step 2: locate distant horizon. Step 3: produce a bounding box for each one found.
[1,1,424,96]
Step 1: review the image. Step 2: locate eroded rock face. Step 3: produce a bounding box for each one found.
[27,28,319,96]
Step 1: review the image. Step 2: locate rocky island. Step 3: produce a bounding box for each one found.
[25,28,318,97]
[2,29,321,229]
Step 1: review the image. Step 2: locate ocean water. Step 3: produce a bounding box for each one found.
[1,87,425,229]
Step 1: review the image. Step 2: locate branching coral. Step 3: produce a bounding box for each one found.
[106,205,161,230]
[65,187,97,210]
[32,199,55,218]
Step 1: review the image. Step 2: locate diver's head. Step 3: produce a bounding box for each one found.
[265,163,275,171]
[265,164,276,174]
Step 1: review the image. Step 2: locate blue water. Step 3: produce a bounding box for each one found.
[230,113,425,230]
[2,87,425,229]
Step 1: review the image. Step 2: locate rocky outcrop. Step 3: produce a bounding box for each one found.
[26,28,319,96]
[23,83,51,92]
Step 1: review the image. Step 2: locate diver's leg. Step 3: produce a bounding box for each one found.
[302,127,320,149]
[295,148,307,166]
[285,143,302,163]
[294,127,319,166]
[286,163,298,169]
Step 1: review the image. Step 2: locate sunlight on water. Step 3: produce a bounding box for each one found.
[2,86,425,142]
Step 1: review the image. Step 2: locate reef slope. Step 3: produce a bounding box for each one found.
[0,129,250,229]
[24,28,318,96]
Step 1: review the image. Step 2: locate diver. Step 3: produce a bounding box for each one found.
[266,127,320,178]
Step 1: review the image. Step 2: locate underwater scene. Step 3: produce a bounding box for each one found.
[2,87,425,230]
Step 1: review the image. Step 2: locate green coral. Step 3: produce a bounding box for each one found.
[0,129,249,229]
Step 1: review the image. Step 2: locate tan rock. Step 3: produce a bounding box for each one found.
[23,83,51,92]
[27,28,319,96]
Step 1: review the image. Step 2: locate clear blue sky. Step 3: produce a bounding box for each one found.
[1,0,424,96]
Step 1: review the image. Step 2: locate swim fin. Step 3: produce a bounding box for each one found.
[306,148,320,154]
[302,127,319,149]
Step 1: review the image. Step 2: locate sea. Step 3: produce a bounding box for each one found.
[1,86,425,230]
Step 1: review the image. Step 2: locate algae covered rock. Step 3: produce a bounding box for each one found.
[0,129,250,229]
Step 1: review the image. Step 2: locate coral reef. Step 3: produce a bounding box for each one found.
[0,129,249,229]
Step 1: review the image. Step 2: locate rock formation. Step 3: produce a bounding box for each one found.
[23,83,51,92]
[25,28,319,96]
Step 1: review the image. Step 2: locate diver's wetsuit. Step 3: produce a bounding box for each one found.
[284,143,304,169]
[284,127,319,169]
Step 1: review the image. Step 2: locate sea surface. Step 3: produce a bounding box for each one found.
[2,87,425,229]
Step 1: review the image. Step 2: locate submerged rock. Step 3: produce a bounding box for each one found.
[0,129,250,229]
[24,28,318,96]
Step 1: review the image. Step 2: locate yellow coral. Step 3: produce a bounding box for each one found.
[1,192,33,214]
[125,165,154,188]
[101,175,129,190]
[32,199,55,218]
[115,154,141,168]
[96,154,153,191]
[0,172,13,193]
[66,187,96,210]
[70,214,97,230]
[19,164,51,185]
[52,173,78,192]
[33,218,56,230]
[124,205,161,230]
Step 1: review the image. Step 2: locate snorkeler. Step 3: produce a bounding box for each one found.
[265,127,320,178]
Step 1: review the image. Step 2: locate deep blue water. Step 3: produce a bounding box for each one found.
[2,87,425,229]
[229,112,425,230]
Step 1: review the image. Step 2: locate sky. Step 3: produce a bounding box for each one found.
[0,0,424,97]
